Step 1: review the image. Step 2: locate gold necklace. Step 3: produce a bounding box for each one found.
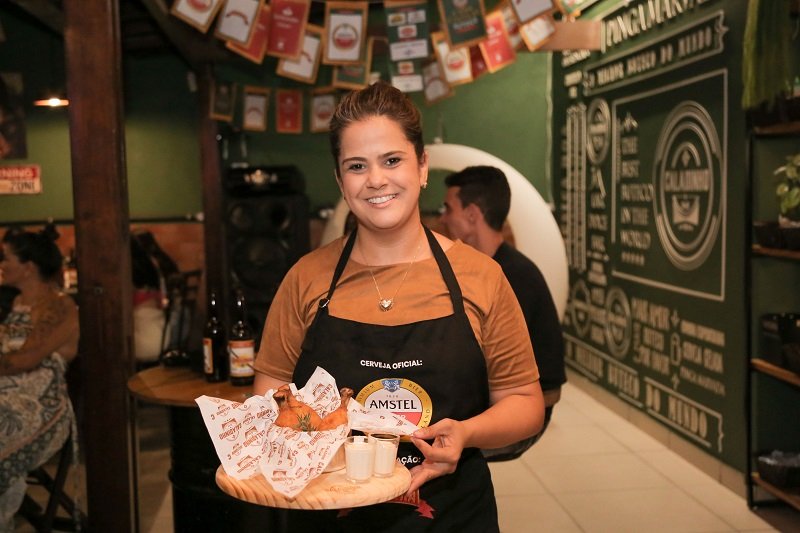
[360,233,423,312]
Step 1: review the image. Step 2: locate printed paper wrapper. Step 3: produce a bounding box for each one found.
[195,366,418,498]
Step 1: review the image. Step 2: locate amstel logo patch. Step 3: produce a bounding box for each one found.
[356,378,433,428]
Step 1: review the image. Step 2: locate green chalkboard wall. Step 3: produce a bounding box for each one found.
[0,4,550,223]
[551,0,749,470]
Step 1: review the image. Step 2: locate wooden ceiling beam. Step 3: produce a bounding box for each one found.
[7,0,64,34]
[138,0,231,69]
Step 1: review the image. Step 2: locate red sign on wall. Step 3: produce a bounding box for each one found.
[0,164,42,194]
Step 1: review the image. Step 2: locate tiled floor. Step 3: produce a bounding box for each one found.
[15,371,800,532]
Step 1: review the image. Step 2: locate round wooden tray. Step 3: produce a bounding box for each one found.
[216,463,411,510]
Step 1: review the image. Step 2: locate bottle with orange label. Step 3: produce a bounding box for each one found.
[203,290,228,382]
[229,289,255,386]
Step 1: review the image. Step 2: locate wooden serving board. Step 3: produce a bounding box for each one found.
[216,463,411,510]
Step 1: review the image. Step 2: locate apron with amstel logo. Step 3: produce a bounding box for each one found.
[289,226,498,532]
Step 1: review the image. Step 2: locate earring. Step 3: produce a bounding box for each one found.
[421,182,428,189]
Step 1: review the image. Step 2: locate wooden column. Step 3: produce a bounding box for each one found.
[63,1,136,531]
[198,67,227,317]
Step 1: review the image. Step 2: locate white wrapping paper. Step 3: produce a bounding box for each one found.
[196,366,418,498]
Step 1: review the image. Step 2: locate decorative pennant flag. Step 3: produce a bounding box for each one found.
[509,0,555,24]
[556,0,588,16]
[242,86,270,131]
[499,1,524,50]
[323,1,368,65]
[276,89,303,134]
[277,24,324,84]
[469,46,488,79]
[215,0,263,45]
[519,14,556,51]
[422,60,452,105]
[310,89,337,133]
[390,59,424,93]
[385,0,430,62]
[170,0,225,33]
[478,10,516,73]
[431,31,473,86]
[210,80,237,122]
[226,3,271,63]
[437,0,487,49]
[266,0,310,59]
[332,36,376,91]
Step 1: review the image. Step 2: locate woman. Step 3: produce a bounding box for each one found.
[131,234,166,365]
[254,82,544,531]
[0,228,79,530]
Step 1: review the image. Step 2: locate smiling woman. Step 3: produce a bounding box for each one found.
[249,81,545,532]
[321,142,569,320]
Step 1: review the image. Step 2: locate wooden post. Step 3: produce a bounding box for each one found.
[198,67,228,320]
[63,1,137,531]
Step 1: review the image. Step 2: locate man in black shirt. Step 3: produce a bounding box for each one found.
[441,165,566,461]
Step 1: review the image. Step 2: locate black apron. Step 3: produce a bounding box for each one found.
[288,226,499,532]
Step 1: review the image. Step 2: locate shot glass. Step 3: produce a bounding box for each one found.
[344,435,375,483]
[369,433,400,477]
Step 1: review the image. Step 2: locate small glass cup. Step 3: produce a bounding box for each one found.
[369,433,400,477]
[344,435,375,483]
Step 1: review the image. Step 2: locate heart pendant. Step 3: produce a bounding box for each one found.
[379,299,393,311]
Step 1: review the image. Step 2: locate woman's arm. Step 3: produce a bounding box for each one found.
[406,381,544,494]
[253,370,289,396]
[0,297,79,376]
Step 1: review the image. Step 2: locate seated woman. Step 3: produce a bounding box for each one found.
[0,227,79,530]
[131,235,166,364]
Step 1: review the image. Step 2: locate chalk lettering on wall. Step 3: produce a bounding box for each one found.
[563,104,588,272]
[601,0,715,52]
[611,70,727,301]
[644,378,724,452]
[586,11,726,96]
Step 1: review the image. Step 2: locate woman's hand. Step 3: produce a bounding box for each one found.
[406,418,467,495]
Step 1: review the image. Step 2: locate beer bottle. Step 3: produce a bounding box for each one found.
[203,291,228,382]
[229,289,255,386]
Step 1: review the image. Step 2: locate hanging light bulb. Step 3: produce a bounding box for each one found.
[33,92,69,107]
[34,34,69,107]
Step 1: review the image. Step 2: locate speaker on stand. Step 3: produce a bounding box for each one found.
[223,166,310,349]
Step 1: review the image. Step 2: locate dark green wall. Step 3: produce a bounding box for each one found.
[551,0,750,470]
[0,5,550,223]
[0,8,204,221]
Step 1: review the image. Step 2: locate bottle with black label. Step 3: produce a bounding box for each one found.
[229,289,255,386]
[203,290,228,382]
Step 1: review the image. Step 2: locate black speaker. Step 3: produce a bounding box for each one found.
[224,189,310,348]
[226,165,305,195]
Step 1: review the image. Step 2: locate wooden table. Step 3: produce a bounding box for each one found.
[128,365,253,407]
[128,366,283,532]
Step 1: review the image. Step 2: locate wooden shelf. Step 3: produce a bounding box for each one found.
[752,245,800,261]
[753,121,800,137]
[751,359,800,388]
[751,473,800,512]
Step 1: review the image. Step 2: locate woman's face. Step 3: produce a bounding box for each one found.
[0,244,28,287]
[336,115,428,233]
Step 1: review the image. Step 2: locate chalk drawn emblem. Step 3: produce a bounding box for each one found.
[604,286,631,359]
[569,279,592,338]
[586,98,610,165]
[653,101,722,270]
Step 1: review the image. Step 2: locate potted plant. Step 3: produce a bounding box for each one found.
[776,152,800,249]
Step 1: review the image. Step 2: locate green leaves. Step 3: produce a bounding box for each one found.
[775,152,800,219]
